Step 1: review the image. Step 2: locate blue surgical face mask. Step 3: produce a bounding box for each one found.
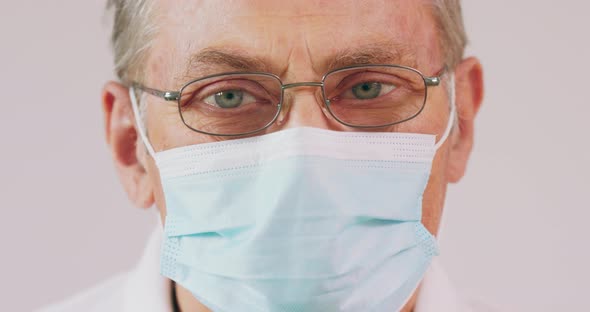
[130,76,456,312]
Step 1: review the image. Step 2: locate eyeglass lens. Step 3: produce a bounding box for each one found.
[178,66,426,136]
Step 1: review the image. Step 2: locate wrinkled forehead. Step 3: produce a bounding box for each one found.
[147,0,441,86]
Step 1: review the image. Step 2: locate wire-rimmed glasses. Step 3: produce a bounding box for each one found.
[132,64,444,136]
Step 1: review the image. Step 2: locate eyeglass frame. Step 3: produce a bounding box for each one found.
[131,64,446,137]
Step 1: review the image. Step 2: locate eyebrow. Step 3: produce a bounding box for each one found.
[181,48,270,81]
[180,42,417,82]
[327,42,417,72]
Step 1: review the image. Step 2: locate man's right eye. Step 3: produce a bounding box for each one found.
[203,89,257,109]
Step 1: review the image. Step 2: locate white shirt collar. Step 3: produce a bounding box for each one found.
[123,226,466,312]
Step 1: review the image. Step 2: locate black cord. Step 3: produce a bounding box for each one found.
[171,281,181,312]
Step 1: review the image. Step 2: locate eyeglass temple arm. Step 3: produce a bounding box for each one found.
[131,83,180,101]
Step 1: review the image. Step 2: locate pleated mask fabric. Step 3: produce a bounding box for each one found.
[156,127,440,312]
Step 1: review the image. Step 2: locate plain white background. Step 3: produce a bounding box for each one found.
[1,1,588,311]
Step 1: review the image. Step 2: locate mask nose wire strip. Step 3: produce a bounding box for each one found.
[434,73,456,151]
[129,87,157,158]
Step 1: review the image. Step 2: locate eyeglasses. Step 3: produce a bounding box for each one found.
[132,64,445,137]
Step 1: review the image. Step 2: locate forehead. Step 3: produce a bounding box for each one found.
[149,0,441,84]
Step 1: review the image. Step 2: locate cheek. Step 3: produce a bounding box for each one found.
[146,98,221,151]
[390,93,450,139]
[146,155,168,223]
[421,142,450,237]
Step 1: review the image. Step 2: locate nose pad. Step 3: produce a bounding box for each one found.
[322,99,332,116]
[277,93,292,124]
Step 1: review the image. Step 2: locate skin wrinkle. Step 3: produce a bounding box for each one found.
[302,28,317,77]
[112,0,465,86]
[176,42,420,88]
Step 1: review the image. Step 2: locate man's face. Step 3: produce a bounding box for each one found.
[140,0,457,236]
[103,1,483,310]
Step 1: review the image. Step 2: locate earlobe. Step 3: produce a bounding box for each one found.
[446,57,485,183]
[102,81,155,208]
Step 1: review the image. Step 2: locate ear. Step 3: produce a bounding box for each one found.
[447,57,484,183]
[102,81,155,208]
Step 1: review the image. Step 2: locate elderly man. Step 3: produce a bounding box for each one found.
[43,0,484,311]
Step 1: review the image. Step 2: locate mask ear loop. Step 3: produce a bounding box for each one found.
[129,86,157,158]
[433,72,456,240]
[129,87,161,215]
[434,72,456,151]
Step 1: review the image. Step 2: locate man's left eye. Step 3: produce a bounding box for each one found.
[346,82,396,100]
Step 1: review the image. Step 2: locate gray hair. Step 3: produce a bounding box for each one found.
[428,0,468,69]
[107,0,157,84]
[107,0,467,84]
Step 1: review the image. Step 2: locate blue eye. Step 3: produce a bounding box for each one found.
[204,89,257,108]
[213,90,242,108]
[352,82,382,99]
[343,82,396,101]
